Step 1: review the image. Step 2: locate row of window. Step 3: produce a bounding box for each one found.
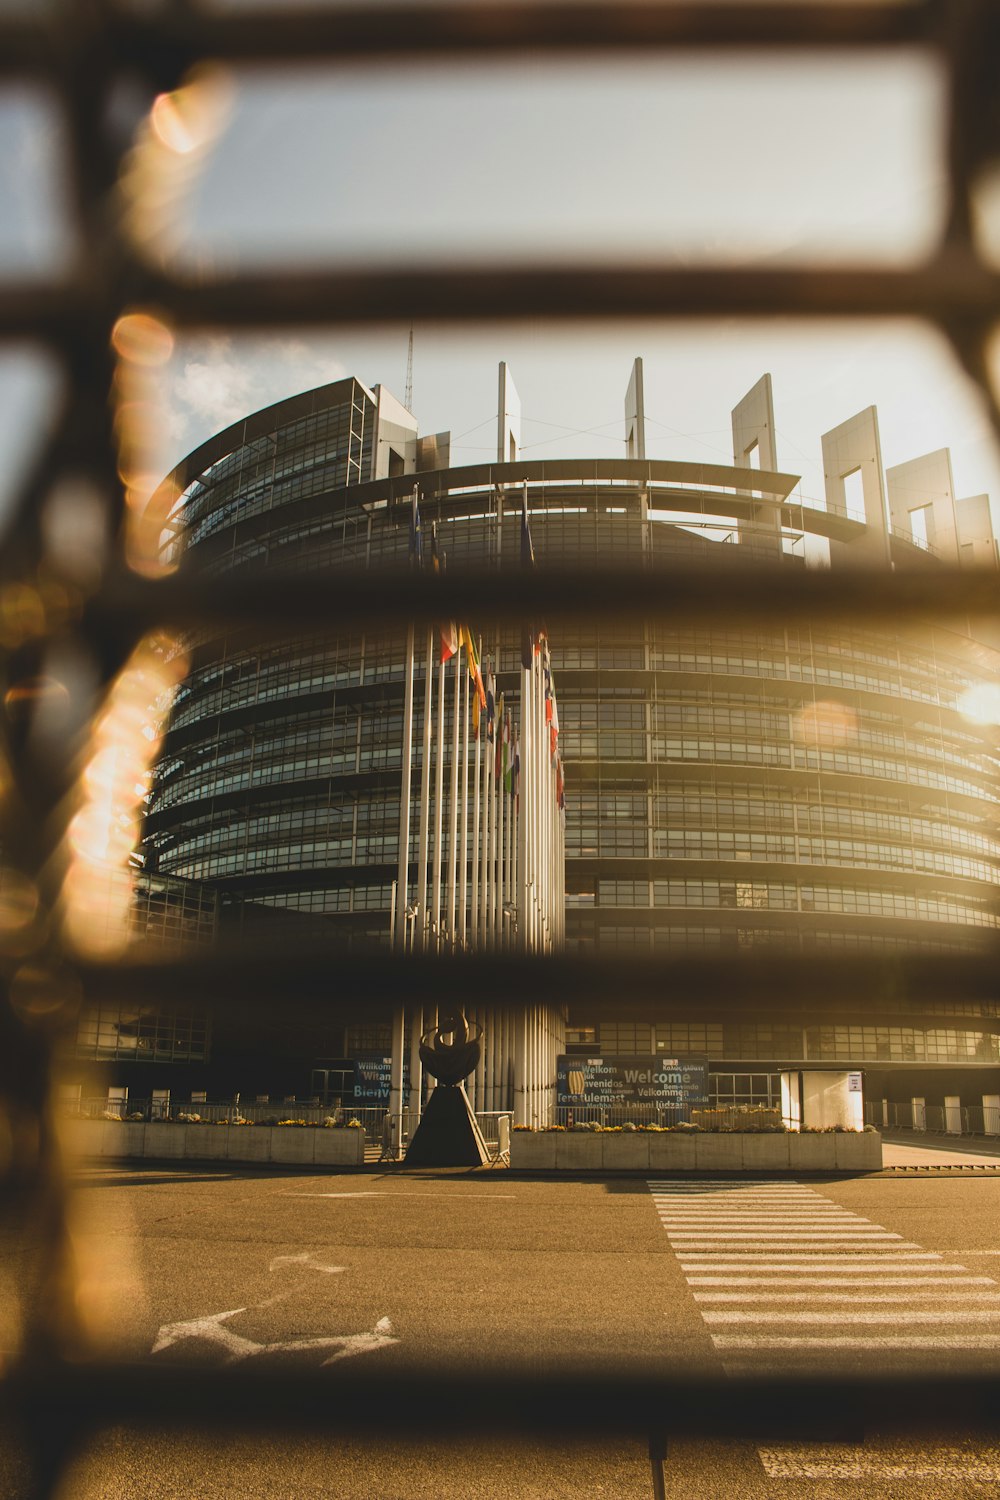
[590,878,998,926]
[585,925,976,954]
[589,1020,999,1063]
[76,1004,211,1062]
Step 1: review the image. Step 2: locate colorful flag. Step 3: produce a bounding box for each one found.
[485,665,496,743]
[462,624,487,713]
[431,522,458,662]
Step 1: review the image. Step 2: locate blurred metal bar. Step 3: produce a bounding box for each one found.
[74,948,1000,1016]
[0,1,944,81]
[78,563,1000,639]
[4,259,1000,343]
[6,1365,1000,1438]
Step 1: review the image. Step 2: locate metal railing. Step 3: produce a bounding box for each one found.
[3,3,1000,1497]
[867,1099,1000,1137]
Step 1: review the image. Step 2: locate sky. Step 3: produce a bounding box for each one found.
[1,44,999,526]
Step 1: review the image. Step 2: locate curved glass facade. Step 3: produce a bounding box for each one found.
[139,375,1000,1094]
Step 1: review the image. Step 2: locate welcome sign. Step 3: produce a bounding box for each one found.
[556,1055,709,1108]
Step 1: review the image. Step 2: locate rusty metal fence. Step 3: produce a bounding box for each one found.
[3,2,1000,1496]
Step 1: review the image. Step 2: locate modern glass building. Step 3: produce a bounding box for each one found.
[68,364,1000,1120]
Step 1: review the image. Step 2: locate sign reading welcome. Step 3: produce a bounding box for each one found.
[556,1055,709,1108]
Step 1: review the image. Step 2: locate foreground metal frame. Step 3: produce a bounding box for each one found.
[2,3,1000,1497]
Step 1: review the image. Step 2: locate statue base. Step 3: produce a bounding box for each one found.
[403,1084,490,1168]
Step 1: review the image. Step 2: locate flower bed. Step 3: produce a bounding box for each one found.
[510,1126,881,1172]
[61,1119,366,1168]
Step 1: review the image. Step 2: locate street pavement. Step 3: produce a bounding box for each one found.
[8,1162,1000,1498]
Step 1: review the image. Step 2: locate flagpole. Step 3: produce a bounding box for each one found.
[415,628,434,951]
[395,622,415,951]
[448,647,460,949]
[470,638,482,950]
[495,696,504,949]
[459,646,470,949]
[432,652,445,952]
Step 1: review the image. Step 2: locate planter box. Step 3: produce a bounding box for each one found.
[835,1131,882,1170]
[741,1133,791,1171]
[695,1133,744,1171]
[144,1123,185,1159]
[184,1125,230,1160]
[509,1129,881,1173]
[60,1119,369,1169]
[602,1133,651,1170]
[269,1128,316,1165]
[555,1133,604,1171]
[228,1128,273,1164]
[510,1131,556,1169]
[648,1132,698,1171]
[314,1129,365,1166]
[788,1134,839,1170]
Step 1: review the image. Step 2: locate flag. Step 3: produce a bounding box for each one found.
[409,491,423,567]
[462,624,487,715]
[431,522,458,662]
[440,622,458,662]
[495,693,505,779]
[485,665,496,743]
[555,755,565,812]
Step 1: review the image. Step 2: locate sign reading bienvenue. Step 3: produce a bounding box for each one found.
[353,1054,393,1102]
[556,1055,709,1108]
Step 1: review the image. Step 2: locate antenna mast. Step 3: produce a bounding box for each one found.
[404,326,414,412]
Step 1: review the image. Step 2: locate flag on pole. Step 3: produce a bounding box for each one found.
[462,624,487,714]
[495,693,505,779]
[486,665,496,742]
[431,522,459,662]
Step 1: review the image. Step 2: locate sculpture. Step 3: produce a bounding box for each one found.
[404,1008,489,1168]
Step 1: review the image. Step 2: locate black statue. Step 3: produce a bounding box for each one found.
[404,1008,490,1168]
[418,1009,482,1086]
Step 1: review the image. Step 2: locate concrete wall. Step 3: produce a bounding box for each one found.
[62,1121,366,1167]
[886,448,959,562]
[824,406,891,569]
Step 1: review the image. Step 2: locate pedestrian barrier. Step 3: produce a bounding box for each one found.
[3,4,1000,1497]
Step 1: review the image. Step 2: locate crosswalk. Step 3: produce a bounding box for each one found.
[648,1177,1000,1481]
[648,1178,1000,1371]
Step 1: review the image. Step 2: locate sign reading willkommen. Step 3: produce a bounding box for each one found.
[353,1054,392,1103]
[556,1055,708,1108]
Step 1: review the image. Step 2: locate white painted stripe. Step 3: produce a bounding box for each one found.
[683,1278,989,1290]
[758,1447,1000,1480]
[713,1334,1000,1348]
[705,1309,1000,1324]
[695,1291,1000,1303]
[678,1260,940,1270]
[677,1252,939,1261]
[672,1242,924,1251]
[664,1223,896,1230]
[665,1232,903,1240]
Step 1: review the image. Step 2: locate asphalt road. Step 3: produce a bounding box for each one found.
[9,1166,1000,1498]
